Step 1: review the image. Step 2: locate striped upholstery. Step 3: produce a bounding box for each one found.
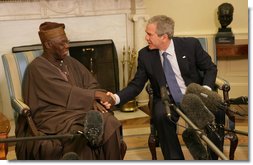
[2,50,42,120]
[198,37,208,51]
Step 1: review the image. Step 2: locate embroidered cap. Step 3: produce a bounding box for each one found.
[38,22,66,42]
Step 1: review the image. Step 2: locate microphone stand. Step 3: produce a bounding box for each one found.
[0,131,84,143]
[223,127,248,136]
[160,86,173,120]
[173,105,229,160]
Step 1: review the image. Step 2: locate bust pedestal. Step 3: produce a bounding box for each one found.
[215,28,235,44]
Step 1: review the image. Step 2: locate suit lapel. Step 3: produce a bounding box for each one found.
[173,38,189,77]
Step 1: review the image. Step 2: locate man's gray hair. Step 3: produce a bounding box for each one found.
[148,15,175,39]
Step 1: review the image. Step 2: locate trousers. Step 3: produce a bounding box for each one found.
[152,99,185,160]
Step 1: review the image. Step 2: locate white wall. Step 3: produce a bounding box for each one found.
[143,0,248,35]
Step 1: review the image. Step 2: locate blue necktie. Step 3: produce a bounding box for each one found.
[162,52,183,104]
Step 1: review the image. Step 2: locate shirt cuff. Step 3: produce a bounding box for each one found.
[114,94,120,105]
[203,85,212,91]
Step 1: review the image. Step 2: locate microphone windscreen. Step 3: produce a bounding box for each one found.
[83,110,104,148]
[186,83,223,114]
[62,152,79,160]
[180,93,215,129]
[182,128,209,160]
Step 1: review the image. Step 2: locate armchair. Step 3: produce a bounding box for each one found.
[2,50,42,137]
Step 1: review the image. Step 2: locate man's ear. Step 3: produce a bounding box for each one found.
[44,41,52,49]
[161,34,169,40]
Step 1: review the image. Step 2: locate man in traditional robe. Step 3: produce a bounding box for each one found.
[15,22,126,160]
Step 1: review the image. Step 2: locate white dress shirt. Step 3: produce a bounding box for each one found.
[160,40,187,95]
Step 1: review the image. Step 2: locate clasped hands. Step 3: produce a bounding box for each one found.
[95,91,116,111]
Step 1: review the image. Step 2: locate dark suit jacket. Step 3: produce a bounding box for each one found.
[117,37,217,105]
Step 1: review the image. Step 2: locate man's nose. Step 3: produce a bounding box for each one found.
[145,34,149,41]
[64,43,69,49]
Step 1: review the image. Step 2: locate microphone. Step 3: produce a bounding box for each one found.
[182,128,209,160]
[173,94,229,160]
[185,83,245,117]
[180,93,215,129]
[83,110,104,148]
[185,83,223,114]
[160,86,173,120]
[0,111,105,149]
[61,152,80,160]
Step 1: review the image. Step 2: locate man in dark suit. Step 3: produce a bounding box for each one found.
[104,15,217,160]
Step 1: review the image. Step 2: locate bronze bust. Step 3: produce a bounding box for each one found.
[215,3,234,44]
[218,3,234,30]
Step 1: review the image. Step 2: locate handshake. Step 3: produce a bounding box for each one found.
[95,91,116,109]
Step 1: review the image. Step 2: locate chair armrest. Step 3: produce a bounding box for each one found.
[11,98,40,136]
[145,83,154,116]
[215,77,231,102]
[215,77,230,92]
[11,98,30,115]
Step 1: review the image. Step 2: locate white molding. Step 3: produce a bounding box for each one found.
[0,0,134,20]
